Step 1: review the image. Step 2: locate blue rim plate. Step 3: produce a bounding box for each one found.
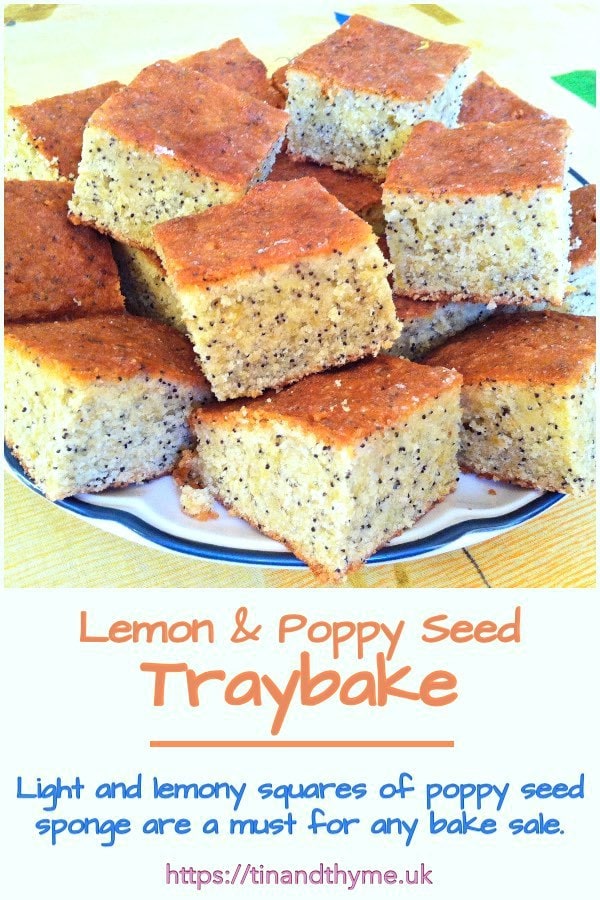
[5,446,563,569]
[5,169,586,570]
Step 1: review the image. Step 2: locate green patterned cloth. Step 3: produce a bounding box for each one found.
[552,70,596,106]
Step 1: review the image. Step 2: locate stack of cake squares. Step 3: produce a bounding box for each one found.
[4,14,596,581]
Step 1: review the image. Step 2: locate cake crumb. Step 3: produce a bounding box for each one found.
[180,484,218,521]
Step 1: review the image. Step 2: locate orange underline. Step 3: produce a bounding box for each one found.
[150,740,454,748]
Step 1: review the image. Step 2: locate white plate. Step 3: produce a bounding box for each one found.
[4,433,563,570]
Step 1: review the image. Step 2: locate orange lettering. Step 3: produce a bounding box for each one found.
[79,611,107,642]
[139,662,188,705]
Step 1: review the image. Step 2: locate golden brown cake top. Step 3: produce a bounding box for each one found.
[384,119,570,197]
[268,151,382,215]
[267,85,287,108]
[9,81,122,179]
[178,38,277,105]
[570,184,596,271]
[394,295,451,320]
[4,315,209,390]
[270,64,289,101]
[90,61,288,188]
[195,355,461,445]
[289,14,470,100]
[458,71,549,124]
[424,312,596,386]
[4,180,125,324]
[393,295,489,320]
[127,245,166,275]
[154,177,374,287]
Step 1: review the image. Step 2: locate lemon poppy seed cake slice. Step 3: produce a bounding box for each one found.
[68,61,288,250]
[458,71,550,124]
[5,180,125,324]
[153,177,399,400]
[113,160,384,329]
[391,183,595,340]
[389,295,494,360]
[285,14,471,179]
[507,184,596,317]
[178,38,281,106]
[190,355,462,581]
[565,184,595,315]
[4,315,212,501]
[268,149,385,233]
[424,312,595,495]
[112,243,185,332]
[383,118,572,305]
[4,80,122,181]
